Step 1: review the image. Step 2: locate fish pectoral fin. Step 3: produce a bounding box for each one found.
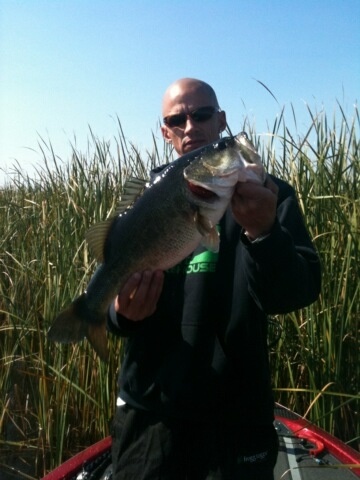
[194,212,220,252]
[194,211,213,235]
[201,227,220,252]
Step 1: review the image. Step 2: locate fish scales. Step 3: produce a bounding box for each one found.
[48,133,266,360]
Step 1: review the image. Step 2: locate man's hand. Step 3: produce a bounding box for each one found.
[114,270,164,321]
[231,176,278,240]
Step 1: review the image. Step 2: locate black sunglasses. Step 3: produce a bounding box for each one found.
[163,106,220,128]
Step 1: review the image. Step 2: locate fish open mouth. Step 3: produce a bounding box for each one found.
[187,181,218,199]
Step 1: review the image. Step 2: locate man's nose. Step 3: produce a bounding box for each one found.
[183,117,197,133]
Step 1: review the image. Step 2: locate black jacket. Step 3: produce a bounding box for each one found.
[108,174,321,427]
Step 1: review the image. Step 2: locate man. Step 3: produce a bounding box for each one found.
[108,78,321,479]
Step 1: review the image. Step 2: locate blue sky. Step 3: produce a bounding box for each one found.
[0,0,359,184]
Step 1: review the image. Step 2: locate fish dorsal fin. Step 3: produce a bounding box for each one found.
[85,218,113,262]
[114,177,148,216]
[194,211,220,252]
[85,178,147,262]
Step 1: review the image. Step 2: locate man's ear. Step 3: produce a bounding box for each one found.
[218,110,227,133]
[161,125,172,143]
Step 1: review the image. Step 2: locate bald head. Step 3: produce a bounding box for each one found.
[162,78,219,117]
[161,78,226,155]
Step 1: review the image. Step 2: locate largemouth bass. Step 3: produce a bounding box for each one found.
[48,132,265,360]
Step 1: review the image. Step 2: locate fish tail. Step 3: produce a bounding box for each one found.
[48,293,109,361]
[87,323,109,362]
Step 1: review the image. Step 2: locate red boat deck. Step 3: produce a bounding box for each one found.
[274,404,360,479]
[42,404,360,480]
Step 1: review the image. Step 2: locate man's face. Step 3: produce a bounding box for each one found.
[161,82,227,156]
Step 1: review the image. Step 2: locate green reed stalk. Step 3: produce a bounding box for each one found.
[0,107,359,478]
[267,104,359,449]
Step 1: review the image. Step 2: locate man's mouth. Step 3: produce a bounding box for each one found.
[183,139,204,150]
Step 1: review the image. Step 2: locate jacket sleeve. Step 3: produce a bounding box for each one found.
[107,301,158,337]
[240,177,321,314]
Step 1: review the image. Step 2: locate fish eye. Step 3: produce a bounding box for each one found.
[217,140,227,150]
[217,137,234,151]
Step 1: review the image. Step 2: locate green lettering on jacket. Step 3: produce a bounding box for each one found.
[167,249,219,275]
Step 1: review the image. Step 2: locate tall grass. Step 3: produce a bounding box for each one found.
[0,107,359,478]
[263,104,360,447]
